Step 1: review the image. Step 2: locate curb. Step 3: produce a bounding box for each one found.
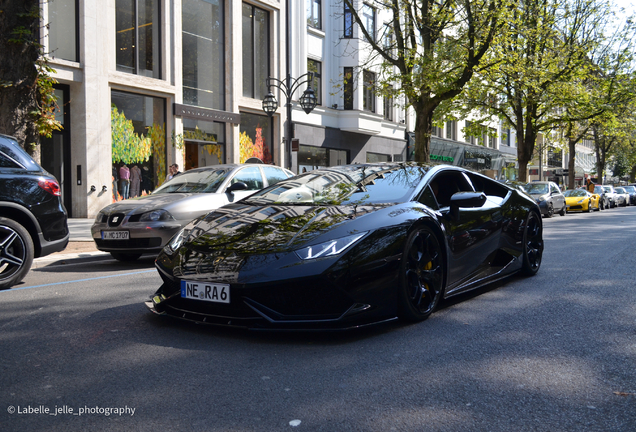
[32,251,111,269]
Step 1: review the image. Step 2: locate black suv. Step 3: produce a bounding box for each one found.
[0,134,69,289]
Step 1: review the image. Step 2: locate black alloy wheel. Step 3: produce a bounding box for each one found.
[559,205,566,216]
[521,212,543,276]
[545,202,554,218]
[110,252,142,261]
[0,218,34,289]
[398,226,444,322]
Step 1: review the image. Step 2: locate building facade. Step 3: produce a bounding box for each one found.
[41,0,545,219]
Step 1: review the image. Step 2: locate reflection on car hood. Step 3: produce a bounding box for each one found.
[185,203,386,254]
[102,193,192,211]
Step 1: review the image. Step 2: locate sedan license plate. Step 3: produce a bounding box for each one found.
[181,280,230,304]
[102,230,129,240]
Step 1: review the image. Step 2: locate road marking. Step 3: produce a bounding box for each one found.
[3,270,157,292]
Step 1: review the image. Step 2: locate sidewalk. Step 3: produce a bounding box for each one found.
[32,218,109,268]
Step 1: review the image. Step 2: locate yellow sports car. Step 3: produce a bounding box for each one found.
[563,189,600,212]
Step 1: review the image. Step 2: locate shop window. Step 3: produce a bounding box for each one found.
[243,3,269,100]
[182,0,225,110]
[116,0,161,78]
[366,152,390,163]
[299,146,347,173]
[111,90,166,201]
[182,118,225,169]
[239,112,272,164]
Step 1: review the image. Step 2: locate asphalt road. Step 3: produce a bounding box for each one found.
[1,207,635,431]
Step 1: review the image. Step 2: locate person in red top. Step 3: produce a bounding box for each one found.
[119,163,130,199]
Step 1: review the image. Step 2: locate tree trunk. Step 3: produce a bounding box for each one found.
[413,109,432,163]
[0,0,42,157]
[568,136,577,189]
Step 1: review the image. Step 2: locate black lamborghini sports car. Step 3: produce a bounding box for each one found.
[147,163,543,329]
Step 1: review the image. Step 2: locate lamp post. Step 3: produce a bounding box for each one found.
[262,72,317,170]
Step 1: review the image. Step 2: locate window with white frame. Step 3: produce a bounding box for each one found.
[307,0,321,29]
[116,0,161,78]
[344,2,353,38]
[363,70,375,113]
[362,3,376,41]
[307,59,322,106]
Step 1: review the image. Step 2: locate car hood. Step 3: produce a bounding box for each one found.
[528,193,549,200]
[564,196,588,203]
[100,193,226,220]
[184,203,388,255]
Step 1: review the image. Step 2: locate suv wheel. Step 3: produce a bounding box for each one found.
[0,217,34,289]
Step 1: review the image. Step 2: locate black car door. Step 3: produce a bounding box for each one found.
[424,169,505,290]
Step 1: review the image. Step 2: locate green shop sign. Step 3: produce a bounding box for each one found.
[430,154,454,163]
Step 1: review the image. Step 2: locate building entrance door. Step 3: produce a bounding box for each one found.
[41,85,72,216]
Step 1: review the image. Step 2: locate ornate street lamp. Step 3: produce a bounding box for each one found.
[262,72,316,170]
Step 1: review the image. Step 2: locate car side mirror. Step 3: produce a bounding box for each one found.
[226,181,248,194]
[449,192,487,220]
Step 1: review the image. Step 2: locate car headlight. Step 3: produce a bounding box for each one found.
[95,211,105,223]
[295,232,367,260]
[577,199,585,204]
[165,227,191,255]
[140,209,175,222]
[537,195,546,202]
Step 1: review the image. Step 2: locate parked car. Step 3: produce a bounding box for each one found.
[613,187,630,207]
[92,163,294,261]
[593,185,610,210]
[147,163,543,329]
[600,185,619,208]
[0,134,69,289]
[621,185,636,205]
[523,181,567,217]
[563,189,600,212]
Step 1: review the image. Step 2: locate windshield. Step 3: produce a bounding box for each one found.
[524,183,549,194]
[594,186,603,193]
[245,165,430,206]
[152,169,231,194]
[602,186,613,193]
[564,189,587,197]
[615,187,625,193]
[623,186,636,193]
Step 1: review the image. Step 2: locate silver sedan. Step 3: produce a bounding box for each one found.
[92,164,293,260]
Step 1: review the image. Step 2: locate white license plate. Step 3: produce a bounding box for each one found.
[102,231,129,240]
[181,280,230,304]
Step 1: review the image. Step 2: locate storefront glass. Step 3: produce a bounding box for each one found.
[111,90,166,201]
[182,118,225,169]
[239,112,272,163]
[298,145,348,173]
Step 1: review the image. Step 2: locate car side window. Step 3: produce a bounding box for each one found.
[0,152,21,168]
[428,171,473,207]
[417,185,439,210]
[231,167,264,190]
[261,166,289,186]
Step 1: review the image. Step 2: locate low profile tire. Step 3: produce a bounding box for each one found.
[545,203,554,218]
[110,252,142,261]
[0,217,35,290]
[398,226,444,322]
[559,205,566,216]
[521,212,543,276]
[585,201,591,213]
